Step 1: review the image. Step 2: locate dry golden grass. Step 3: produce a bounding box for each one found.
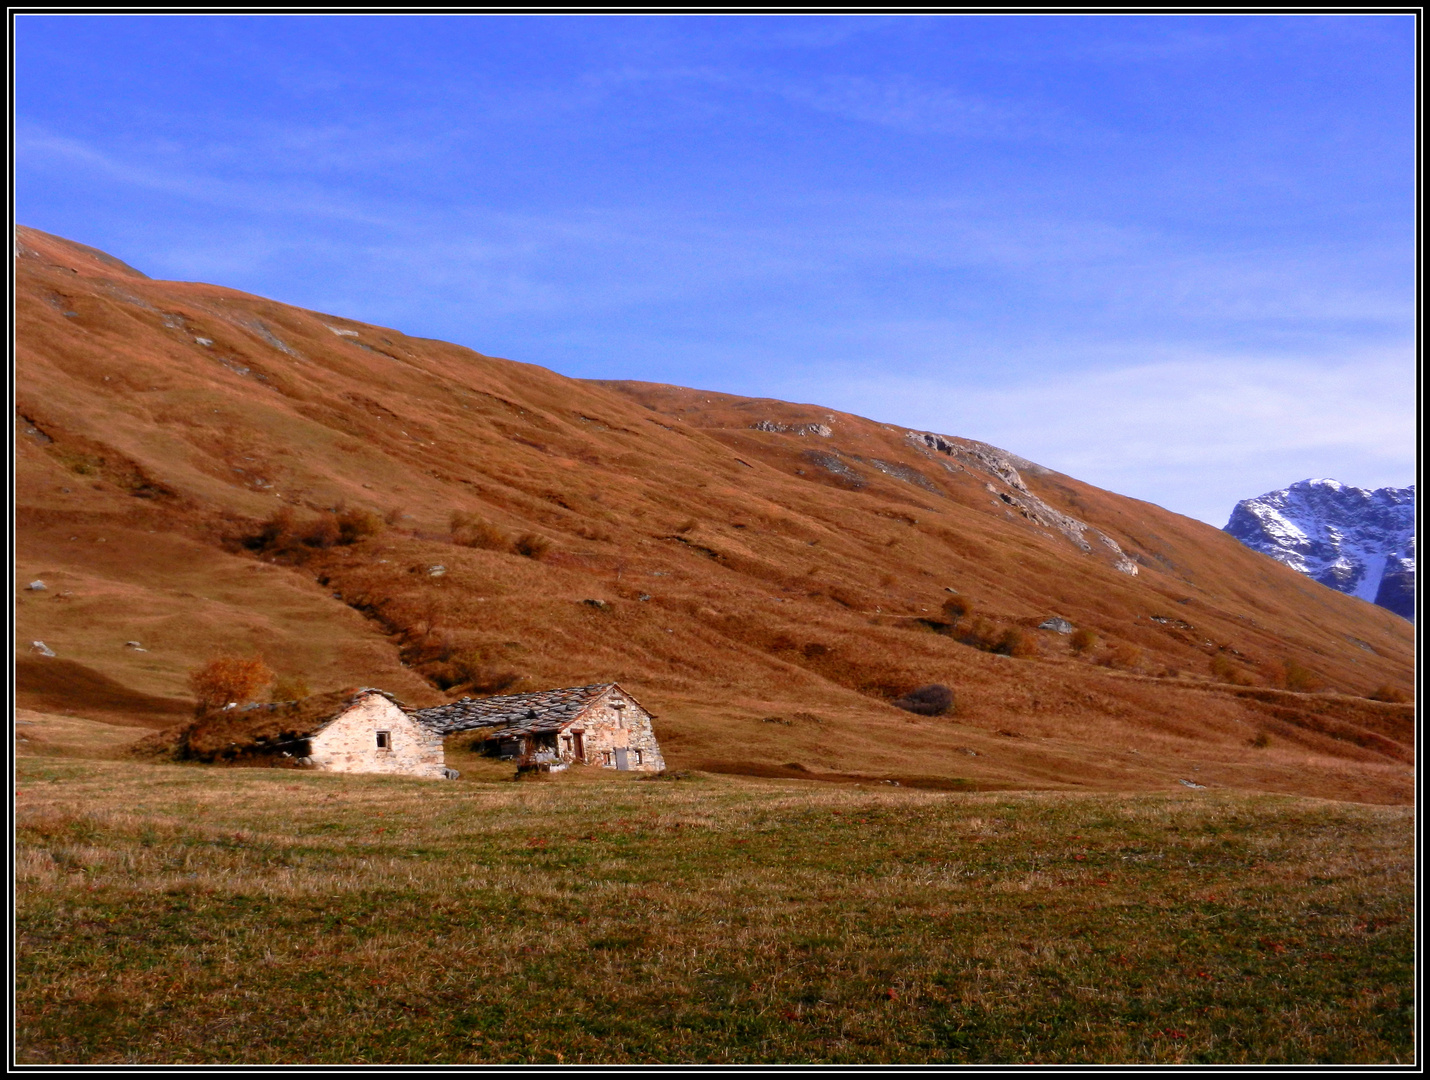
[12,224,1416,801]
[13,709,151,759]
[15,741,1414,1064]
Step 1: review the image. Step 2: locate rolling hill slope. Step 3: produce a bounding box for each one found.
[13,225,1415,802]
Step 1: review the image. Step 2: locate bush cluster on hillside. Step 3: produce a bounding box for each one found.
[958,616,1034,658]
[450,511,508,550]
[513,533,552,560]
[450,512,552,560]
[928,597,1033,658]
[1098,641,1143,671]
[244,506,384,560]
[1276,658,1323,693]
[1209,653,1254,686]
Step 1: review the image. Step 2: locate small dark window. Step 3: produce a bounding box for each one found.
[375,731,391,750]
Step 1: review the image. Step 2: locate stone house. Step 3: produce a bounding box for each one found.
[413,683,665,772]
[138,688,451,779]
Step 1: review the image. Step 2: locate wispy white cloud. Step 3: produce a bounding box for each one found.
[767,73,1099,142]
[781,348,1415,525]
[17,35,1410,536]
[16,123,400,228]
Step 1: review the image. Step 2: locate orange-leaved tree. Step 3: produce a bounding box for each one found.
[188,655,275,716]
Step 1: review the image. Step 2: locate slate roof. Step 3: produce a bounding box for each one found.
[411,683,624,737]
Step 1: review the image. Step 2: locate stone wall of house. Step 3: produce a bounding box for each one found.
[309,695,446,779]
[564,695,666,772]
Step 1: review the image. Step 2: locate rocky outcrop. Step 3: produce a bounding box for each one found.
[907,430,1138,574]
[1374,544,1416,620]
[864,458,941,493]
[1225,479,1415,620]
[752,420,832,437]
[1098,532,1140,576]
[802,449,865,488]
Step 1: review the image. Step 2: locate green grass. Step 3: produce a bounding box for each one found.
[15,756,1414,1064]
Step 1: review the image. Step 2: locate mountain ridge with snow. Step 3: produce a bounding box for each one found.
[1224,479,1415,621]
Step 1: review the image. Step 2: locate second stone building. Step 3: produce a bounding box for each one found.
[413,682,665,772]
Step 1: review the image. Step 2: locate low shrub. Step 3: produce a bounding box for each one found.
[454,655,522,695]
[270,675,311,702]
[993,628,1035,658]
[451,511,508,550]
[1281,658,1323,693]
[948,617,1033,658]
[513,532,552,560]
[958,616,1001,651]
[1069,628,1098,654]
[1249,729,1272,749]
[188,655,274,717]
[891,684,954,716]
[413,637,523,694]
[1210,654,1253,686]
[1101,642,1143,670]
[244,506,380,559]
[575,524,615,543]
[245,508,303,558]
[940,595,971,624]
[303,513,342,549]
[336,507,384,544]
[1368,684,1410,704]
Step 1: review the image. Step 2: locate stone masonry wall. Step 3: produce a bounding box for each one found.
[564,695,666,772]
[309,695,446,779]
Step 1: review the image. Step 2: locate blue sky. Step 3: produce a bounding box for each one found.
[15,15,1415,524]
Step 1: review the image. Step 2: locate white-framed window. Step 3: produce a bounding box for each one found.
[602,750,613,766]
[375,730,391,750]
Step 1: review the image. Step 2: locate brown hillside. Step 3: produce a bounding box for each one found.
[13,225,1415,802]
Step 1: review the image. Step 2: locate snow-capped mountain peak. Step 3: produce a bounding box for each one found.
[1224,479,1415,620]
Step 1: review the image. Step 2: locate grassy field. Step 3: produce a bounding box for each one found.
[14,729,1415,1064]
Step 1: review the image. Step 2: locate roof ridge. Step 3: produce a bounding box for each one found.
[410,682,621,736]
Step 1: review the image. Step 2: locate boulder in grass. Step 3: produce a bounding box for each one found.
[1039,616,1074,634]
[892,684,954,717]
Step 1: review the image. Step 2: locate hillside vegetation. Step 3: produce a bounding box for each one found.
[14,225,1414,801]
